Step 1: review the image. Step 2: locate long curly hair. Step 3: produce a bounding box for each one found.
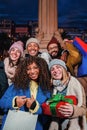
[13,56,51,91]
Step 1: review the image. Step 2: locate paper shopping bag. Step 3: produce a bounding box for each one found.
[3,110,38,130]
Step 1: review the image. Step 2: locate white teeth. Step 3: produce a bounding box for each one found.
[30,51,36,54]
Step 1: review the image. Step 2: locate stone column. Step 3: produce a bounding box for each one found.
[36,0,58,49]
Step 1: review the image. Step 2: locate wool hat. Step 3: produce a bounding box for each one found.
[9,41,24,56]
[26,38,40,48]
[49,59,67,70]
[47,36,59,50]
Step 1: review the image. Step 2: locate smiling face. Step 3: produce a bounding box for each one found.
[47,43,59,58]
[27,42,39,56]
[9,47,21,62]
[27,62,39,81]
[50,64,63,80]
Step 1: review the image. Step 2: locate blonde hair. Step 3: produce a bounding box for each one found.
[60,66,70,85]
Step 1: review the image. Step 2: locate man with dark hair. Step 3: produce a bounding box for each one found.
[47,36,69,63]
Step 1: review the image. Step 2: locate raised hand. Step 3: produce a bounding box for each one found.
[16,96,26,108]
[26,95,35,109]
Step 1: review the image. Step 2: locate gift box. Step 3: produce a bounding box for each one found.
[42,94,77,118]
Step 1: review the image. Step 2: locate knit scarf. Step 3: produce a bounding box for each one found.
[53,78,70,96]
[4,57,17,85]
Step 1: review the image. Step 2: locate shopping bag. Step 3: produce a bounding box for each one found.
[3,110,38,130]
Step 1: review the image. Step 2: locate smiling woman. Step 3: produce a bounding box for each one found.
[0,56,51,130]
[4,41,24,86]
[47,59,86,130]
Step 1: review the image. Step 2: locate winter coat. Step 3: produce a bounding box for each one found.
[49,76,86,130]
[0,84,50,130]
[67,76,86,130]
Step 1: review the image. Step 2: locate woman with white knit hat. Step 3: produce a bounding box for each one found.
[25,37,51,65]
[4,41,24,86]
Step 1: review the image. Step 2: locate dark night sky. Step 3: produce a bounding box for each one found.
[0,0,87,29]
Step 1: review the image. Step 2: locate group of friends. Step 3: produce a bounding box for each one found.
[0,36,86,130]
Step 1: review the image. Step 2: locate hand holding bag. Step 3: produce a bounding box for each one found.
[3,110,38,130]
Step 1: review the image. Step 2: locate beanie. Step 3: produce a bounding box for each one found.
[26,38,40,48]
[9,41,24,56]
[49,59,67,70]
[47,36,59,50]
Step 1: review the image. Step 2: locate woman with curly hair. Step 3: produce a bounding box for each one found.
[0,56,51,130]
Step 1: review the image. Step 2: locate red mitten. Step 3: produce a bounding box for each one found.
[56,101,67,117]
[42,102,51,116]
